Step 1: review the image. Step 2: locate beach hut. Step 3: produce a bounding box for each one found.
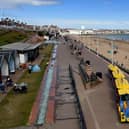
[0,55,9,80]
[0,50,20,69]
[0,51,15,73]
[19,51,28,64]
[0,42,42,64]
[14,51,20,69]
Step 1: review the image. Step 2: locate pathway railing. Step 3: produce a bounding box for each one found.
[69,64,87,129]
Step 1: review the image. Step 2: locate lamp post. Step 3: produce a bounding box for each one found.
[96,39,99,56]
[81,25,85,48]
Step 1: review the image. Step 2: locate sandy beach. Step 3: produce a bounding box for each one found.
[74,35,129,70]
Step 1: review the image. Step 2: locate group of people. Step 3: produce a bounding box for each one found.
[0,63,33,94]
[69,41,84,58]
[0,76,13,93]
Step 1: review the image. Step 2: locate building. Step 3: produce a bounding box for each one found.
[0,42,43,65]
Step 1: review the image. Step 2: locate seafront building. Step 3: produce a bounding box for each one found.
[0,42,43,80]
[60,28,129,35]
[65,28,95,35]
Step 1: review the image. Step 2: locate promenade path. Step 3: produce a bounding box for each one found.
[9,37,129,129]
[43,42,129,129]
[51,40,129,129]
[68,42,129,129]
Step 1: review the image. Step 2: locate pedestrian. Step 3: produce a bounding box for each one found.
[28,63,32,74]
[5,76,13,87]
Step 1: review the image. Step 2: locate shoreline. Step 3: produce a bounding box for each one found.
[81,34,129,42]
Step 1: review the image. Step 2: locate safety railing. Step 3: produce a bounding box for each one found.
[69,64,87,129]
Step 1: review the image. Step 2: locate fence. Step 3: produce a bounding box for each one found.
[69,64,87,129]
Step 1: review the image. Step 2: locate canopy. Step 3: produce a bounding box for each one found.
[108,64,119,72]
[115,79,129,89]
[112,70,125,79]
[118,89,129,95]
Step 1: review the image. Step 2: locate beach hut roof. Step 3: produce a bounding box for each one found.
[0,42,43,51]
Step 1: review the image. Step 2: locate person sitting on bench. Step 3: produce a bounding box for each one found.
[5,76,13,87]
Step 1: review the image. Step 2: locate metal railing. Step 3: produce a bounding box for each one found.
[69,64,87,129]
[86,47,129,75]
[78,63,97,87]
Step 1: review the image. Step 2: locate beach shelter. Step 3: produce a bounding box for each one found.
[31,64,41,72]
[0,42,42,64]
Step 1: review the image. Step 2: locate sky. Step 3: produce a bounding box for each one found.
[0,0,129,29]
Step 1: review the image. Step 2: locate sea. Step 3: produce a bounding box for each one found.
[96,34,129,41]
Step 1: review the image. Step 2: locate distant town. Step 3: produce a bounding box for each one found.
[1,17,129,35]
[61,28,129,35]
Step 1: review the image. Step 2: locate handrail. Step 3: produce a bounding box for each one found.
[79,64,97,88]
[69,64,87,129]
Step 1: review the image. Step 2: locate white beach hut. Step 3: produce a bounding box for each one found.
[0,55,9,78]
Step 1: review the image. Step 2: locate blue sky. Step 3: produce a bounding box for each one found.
[0,0,129,29]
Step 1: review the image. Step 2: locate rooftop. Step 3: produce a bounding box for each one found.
[0,42,43,51]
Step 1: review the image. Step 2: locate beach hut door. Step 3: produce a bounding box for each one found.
[1,60,9,76]
[9,57,15,73]
[16,54,20,69]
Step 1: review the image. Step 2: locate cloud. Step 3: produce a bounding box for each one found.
[0,0,59,8]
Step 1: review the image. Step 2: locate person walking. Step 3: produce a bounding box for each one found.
[28,63,32,74]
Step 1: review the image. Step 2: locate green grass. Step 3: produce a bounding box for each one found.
[0,45,53,129]
[0,30,28,46]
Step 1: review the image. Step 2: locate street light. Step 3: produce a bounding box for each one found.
[96,39,99,56]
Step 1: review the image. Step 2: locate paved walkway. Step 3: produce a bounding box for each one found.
[67,40,129,129]
[50,44,80,129]
[51,39,129,129]
[3,36,129,129]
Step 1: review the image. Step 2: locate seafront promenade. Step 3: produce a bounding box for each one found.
[56,40,129,129]
[38,37,129,129]
[3,36,129,129]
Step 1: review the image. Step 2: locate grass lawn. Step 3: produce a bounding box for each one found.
[0,30,28,46]
[0,45,53,129]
